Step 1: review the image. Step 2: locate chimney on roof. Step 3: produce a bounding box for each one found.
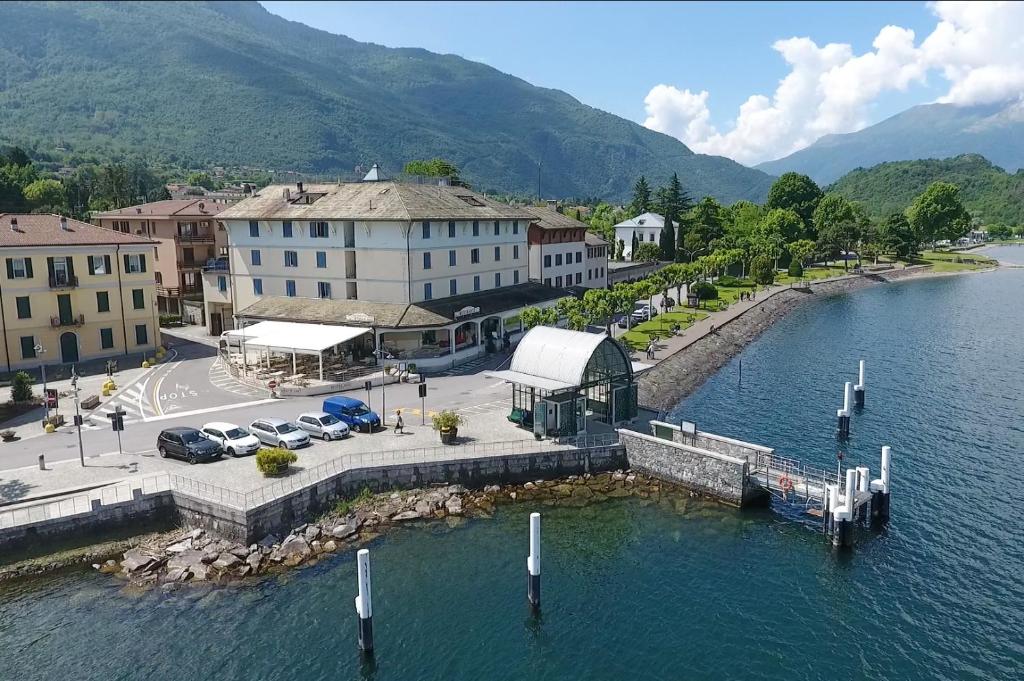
[9,217,17,231]
[296,181,304,193]
[135,207,142,214]
[437,177,450,187]
[546,199,559,212]
[59,216,69,231]
[283,187,291,201]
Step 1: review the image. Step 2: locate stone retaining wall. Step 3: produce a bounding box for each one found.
[650,420,773,465]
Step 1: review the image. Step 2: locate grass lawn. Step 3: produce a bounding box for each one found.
[914,250,997,272]
[621,309,708,349]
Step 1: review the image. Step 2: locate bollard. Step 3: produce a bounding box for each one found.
[832,469,858,548]
[870,446,892,523]
[38,454,45,470]
[527,512,541,610]
[824,484,839,535]
[354,549,373,653]
[856,466,870,521]
[854,360,866,407]
[836,382,852,438]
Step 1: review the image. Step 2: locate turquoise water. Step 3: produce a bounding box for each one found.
[3,248,1022,680]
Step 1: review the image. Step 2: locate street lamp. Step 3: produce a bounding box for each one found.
[71,367,85,467]
[34,343,48,421]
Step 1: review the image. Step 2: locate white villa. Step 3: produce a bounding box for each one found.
[613,212,678,260]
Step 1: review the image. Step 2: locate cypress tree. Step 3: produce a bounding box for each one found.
[631,231,640,261]
[659,211,675,261]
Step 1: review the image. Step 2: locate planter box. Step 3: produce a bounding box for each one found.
[81,394,100,410]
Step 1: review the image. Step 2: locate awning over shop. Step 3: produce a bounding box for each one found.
[222,321,370,353]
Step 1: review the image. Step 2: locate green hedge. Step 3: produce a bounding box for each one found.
[788,261,804,277]
[159,314,182,327]
[256,447,297,476]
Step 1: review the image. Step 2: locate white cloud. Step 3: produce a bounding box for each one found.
[643,1,1024,165]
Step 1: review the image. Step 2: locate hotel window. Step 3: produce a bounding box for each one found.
[15,296,31,319]
[575,272,582,285]
[555,254,562,266]
[512,220,519,235]
[543,254,551,268]
[422,221,431,239]
[648,233,655,242]
[135,324,148,346]
[576,252,583,264]
[473,275,480,292]
[449,279,457,296]
[284,251,298,267]
[6,257,32,279]
[449,250,456,266]
[423,252,432,270]
[424,282,433,300]
[544,277,551,286]
[513,245,519,260]
[448,221,456,237]
[253,278,263,295]
[123,254,146,273]
[282,221,293,238]
[555,276,563,287]
[249,220,259,237]
[309,221,329,238]
[96,291,110,313]
[250,249,261,266]
[88,255,110,275]
[495,272,501,287]
[513,270,520,284]
[472,221,479,236]
[100,328,114,350]
[493,221,500,236]
[113,220,130,233]
[218,276,227,292]
[494,246,501,262]
[132,289,145,310]
[471,248,480,264]
[285,280,296,297]
[21,336,36,359]
[318,281,332,299]
[316,251,327,268]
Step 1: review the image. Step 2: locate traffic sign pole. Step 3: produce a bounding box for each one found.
[419,381,427,426]
[72,368,85,467]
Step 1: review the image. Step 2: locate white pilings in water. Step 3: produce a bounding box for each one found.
[836,381,853,438]
[832,468,859,547]
[354,548,374,653]
[824,484,840,535]
[856,466,870,520]
[854,360,866,407]
[871,445,892,523]
[527,512,541,610]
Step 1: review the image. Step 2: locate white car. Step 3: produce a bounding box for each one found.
[201,422,261,457]
[296,411,351,441]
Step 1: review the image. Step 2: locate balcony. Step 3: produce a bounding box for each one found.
[48,274,79,290]
[174,233,216,244]
[157,285,203,298]
[201,257,229,273]
[51,313,85,327]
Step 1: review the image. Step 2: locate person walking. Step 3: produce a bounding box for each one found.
[394,409,404,434]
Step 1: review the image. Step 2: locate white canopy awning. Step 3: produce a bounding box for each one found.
[485,369,576,392]
[223,321,370,354]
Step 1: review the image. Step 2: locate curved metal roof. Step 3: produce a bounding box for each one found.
[508,326,610,387]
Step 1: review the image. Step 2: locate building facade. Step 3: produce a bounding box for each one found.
[0,214,159,371]
[613,212,677,261]
[205,180,567,370]
[585,232,609,288]
[93,199,226,320]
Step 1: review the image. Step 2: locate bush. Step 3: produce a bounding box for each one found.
[751,256,775,285]
[10,371,34,403]
[159,314,182,327]
[431,409,465,431]
[256,447,297,476]
[690,281,718,300]
[787,260,804,277]
[716,275,748,287]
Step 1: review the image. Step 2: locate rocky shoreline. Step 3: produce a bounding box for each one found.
[638,266,946,411]
[2,471,692,588]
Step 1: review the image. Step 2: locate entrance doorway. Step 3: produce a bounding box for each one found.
[60,331,79,364]
[211,313,223,336]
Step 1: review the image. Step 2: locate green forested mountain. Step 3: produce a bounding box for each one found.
[757,102,1024,185]
[0,1,773,202]
[829,155,1024,225]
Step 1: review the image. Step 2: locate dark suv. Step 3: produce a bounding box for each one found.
[157,427,223,464]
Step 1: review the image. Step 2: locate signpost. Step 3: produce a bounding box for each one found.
[108,407,126,457]
[70,368,85,467]
[418,382,427,425]
[35,343,48,421]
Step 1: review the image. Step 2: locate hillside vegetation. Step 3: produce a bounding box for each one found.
[0,1,772,203]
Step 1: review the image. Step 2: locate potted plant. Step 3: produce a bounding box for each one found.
[1,429,16,442]
[256,447,298,476]
[431,409,465,444]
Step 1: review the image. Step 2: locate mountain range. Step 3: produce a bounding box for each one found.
[0,1,773,203]
[758,101,1024,185]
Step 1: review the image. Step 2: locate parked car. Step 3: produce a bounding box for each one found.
[296,411,350,441]
[322,396,381,433]
[631,303,657,323]
[157,427,223,464]
[249,418,311,449]
[201,421,261,457]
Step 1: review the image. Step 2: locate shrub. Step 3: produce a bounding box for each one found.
[751,256,775,285]
[787,260,804,277]
[11,371,34,403]
[716,275,748,287]
[256,447,297,476]
[690,281,718,300]
[431,409,465,431]
[159,314,182,327]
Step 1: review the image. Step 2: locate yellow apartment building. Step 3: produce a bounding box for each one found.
[0,214,159,371]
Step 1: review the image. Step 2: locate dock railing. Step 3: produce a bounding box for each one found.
[752,451,841,503]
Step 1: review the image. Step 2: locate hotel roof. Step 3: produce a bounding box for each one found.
[92,199,225,219]
[0,214,156,248]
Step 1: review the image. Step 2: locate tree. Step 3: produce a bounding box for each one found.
[186,172,215,189]
[403,158,463,185]
[582,288,616,335]
[630,231,640,260]
[908,181,972,243]
[22,178,66,211]
[556,297,588,331]
[766,172,823,236]
[750,255,775,285]
[725,200,763,239]
[761,208,804,243]
[633,242,661,263]
[814,194,859,270]
[147,185,172,202]
[521,306,558,329]
[611,282,641,330]
[680,230,706,262]
[615,239,625,261]
[687,197,726,255]
[10,371,33,403]
[653,172,692,219]
[658,210,676,261]
[787,239,817,266]
[0,146,31,167]
[877,212,918,259]
[587,203,626,243]
[630,175,652,216]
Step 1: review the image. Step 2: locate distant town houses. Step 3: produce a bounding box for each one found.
[521,204,608,290]
[0,213,158,370]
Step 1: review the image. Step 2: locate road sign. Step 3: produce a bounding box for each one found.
[418,383,427,399]
[73,414,83,427]
[45,388,58,409]
[267,380,278,390]
[107,407,126,432]
[364,380,372,392]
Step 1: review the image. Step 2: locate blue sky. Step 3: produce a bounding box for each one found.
[259,2,1020,164]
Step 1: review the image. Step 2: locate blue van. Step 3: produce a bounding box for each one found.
[322,396,381,433]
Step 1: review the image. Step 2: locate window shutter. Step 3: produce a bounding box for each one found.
[139,254,146,273]
[124,254,130,272]
[66,257,75,279]
[104,255,111,274]
[88,256,96,276]
[46,257,55,281]
[5,259,12,279]
[24,257,32,278]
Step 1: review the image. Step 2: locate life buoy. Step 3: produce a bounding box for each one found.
[778,475,795,492]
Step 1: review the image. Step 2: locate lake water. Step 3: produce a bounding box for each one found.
[3,247,1022,681]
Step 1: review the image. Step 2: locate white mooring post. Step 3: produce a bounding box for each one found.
[527,512,541,610]
[856,466,870,521]
[836,381,852,438]
[854,360,866,407]
[871,446,892,523]
[833,468,859,548]
[354,549,374,653]
[824,484,839,535]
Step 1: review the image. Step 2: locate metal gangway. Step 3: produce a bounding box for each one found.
[751,451,840,514]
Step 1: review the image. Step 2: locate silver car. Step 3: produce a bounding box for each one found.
[248,417,311,450]
[296,411,350,441]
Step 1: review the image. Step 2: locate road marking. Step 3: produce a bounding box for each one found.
[142,397,278,423]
